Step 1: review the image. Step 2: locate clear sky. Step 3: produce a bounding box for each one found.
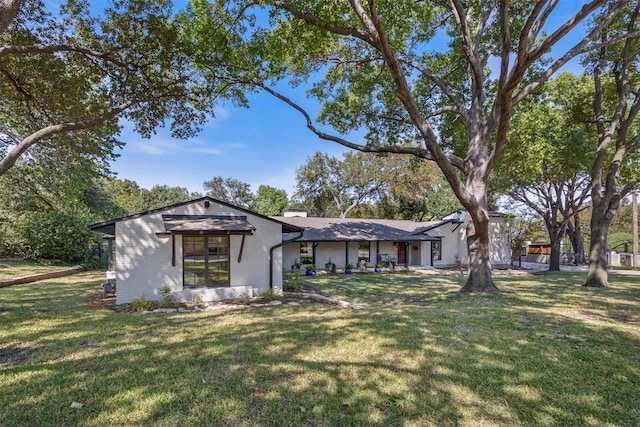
[111,88,346,197]
[109,2,589,198]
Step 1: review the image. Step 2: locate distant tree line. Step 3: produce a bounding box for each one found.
[0,147,462,262]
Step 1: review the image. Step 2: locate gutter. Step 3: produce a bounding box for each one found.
[269,230,304,290]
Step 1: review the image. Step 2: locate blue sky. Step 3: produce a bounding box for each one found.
[113,88,348,196]
[109,2,590,198]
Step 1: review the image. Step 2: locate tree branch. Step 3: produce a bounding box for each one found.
[256,81,465,169]
[270,1,375,45]
[0,100,136,176]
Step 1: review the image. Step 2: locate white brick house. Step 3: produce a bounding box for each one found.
[276,210,511,271]
[89,197,301,305]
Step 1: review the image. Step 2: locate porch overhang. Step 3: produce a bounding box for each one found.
[162,215,256,235]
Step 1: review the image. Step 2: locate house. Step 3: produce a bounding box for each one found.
[276,210,512,271]
[89,197,302,305]
[89,197,511,305]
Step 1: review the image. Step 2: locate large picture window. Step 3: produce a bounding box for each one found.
[300,242,314,264]
[183,235,229,288]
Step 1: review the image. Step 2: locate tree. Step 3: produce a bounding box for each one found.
[1,0,234,179]
[384,155,461,220]
[584,2,640,287]
[203,176,253,208]
[141,185,200,211]
[295,151,392,218]
[495,73,595,270]
[184,0,634,292]
[0,0,21,34]
[253,185,288,216]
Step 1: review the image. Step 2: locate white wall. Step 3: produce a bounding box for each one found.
[114,199,283,304]
[425,217,511,269]
[283,240,411,270]
[426,222,466,267]
[489,217,511,269]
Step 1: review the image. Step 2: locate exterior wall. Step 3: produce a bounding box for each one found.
[282,240,434,269]
[114,199,283,304]
[488,217,512,269]
[427,223,467,268]
[426,217,511,269]
[283,241,374,270]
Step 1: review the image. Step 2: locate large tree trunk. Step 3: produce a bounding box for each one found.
[460,207,499,293]
[549,231,562,271]
[585,211,610,287]
[545,216,566,271]
[567,211,587,265]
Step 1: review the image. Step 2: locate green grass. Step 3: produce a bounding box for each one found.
[1,271,639,426]
[0,258,75,281]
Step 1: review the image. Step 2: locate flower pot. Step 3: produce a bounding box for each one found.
[374,267,382,273]
[305,270,313,276]
[345,269,352,274]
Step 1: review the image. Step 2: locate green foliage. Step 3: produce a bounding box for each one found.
[203,176,253,208]
[130,296,157,312]
[294,151,394,218]
[13,209,93,262]
[159,285,178,308]
[283,269,301,291]
[253,185,288,216]
[259,288,282,301]
[608,232,633,252]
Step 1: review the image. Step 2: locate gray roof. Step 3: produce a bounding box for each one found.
[89,196,302,235]
[274,216,440,242]
[162,215,256,234]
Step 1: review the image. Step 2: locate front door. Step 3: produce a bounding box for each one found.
[397,243,406,265]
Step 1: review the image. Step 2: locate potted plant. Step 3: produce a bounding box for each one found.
[374,263,382,273]
[344,263,354,274]
[324,258,334,272]
[305,264,315,276]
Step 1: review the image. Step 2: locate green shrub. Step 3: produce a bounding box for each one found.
[260,289,283,301]
[283,270,301,291]
[130,296,157,312]
[14,210,93,263]
[159,286,178,308]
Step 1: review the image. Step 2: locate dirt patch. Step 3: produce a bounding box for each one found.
[0,346,40,367]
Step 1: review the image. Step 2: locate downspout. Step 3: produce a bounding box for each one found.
[269,230,304,290]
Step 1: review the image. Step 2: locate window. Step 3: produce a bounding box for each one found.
[432,240,442,261]
[300,242,314,264]
[183,235,229,288]
[358,241,370,263]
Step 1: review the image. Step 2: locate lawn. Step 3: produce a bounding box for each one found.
[0,271,639,426]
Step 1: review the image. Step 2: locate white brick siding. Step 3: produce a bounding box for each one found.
[114,199,283,304]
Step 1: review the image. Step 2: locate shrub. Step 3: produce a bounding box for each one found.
[260,289,283,301]
[159,286,178,308]
[130,296,157,312]
[14,210,93,263]
[283,270,301,291]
